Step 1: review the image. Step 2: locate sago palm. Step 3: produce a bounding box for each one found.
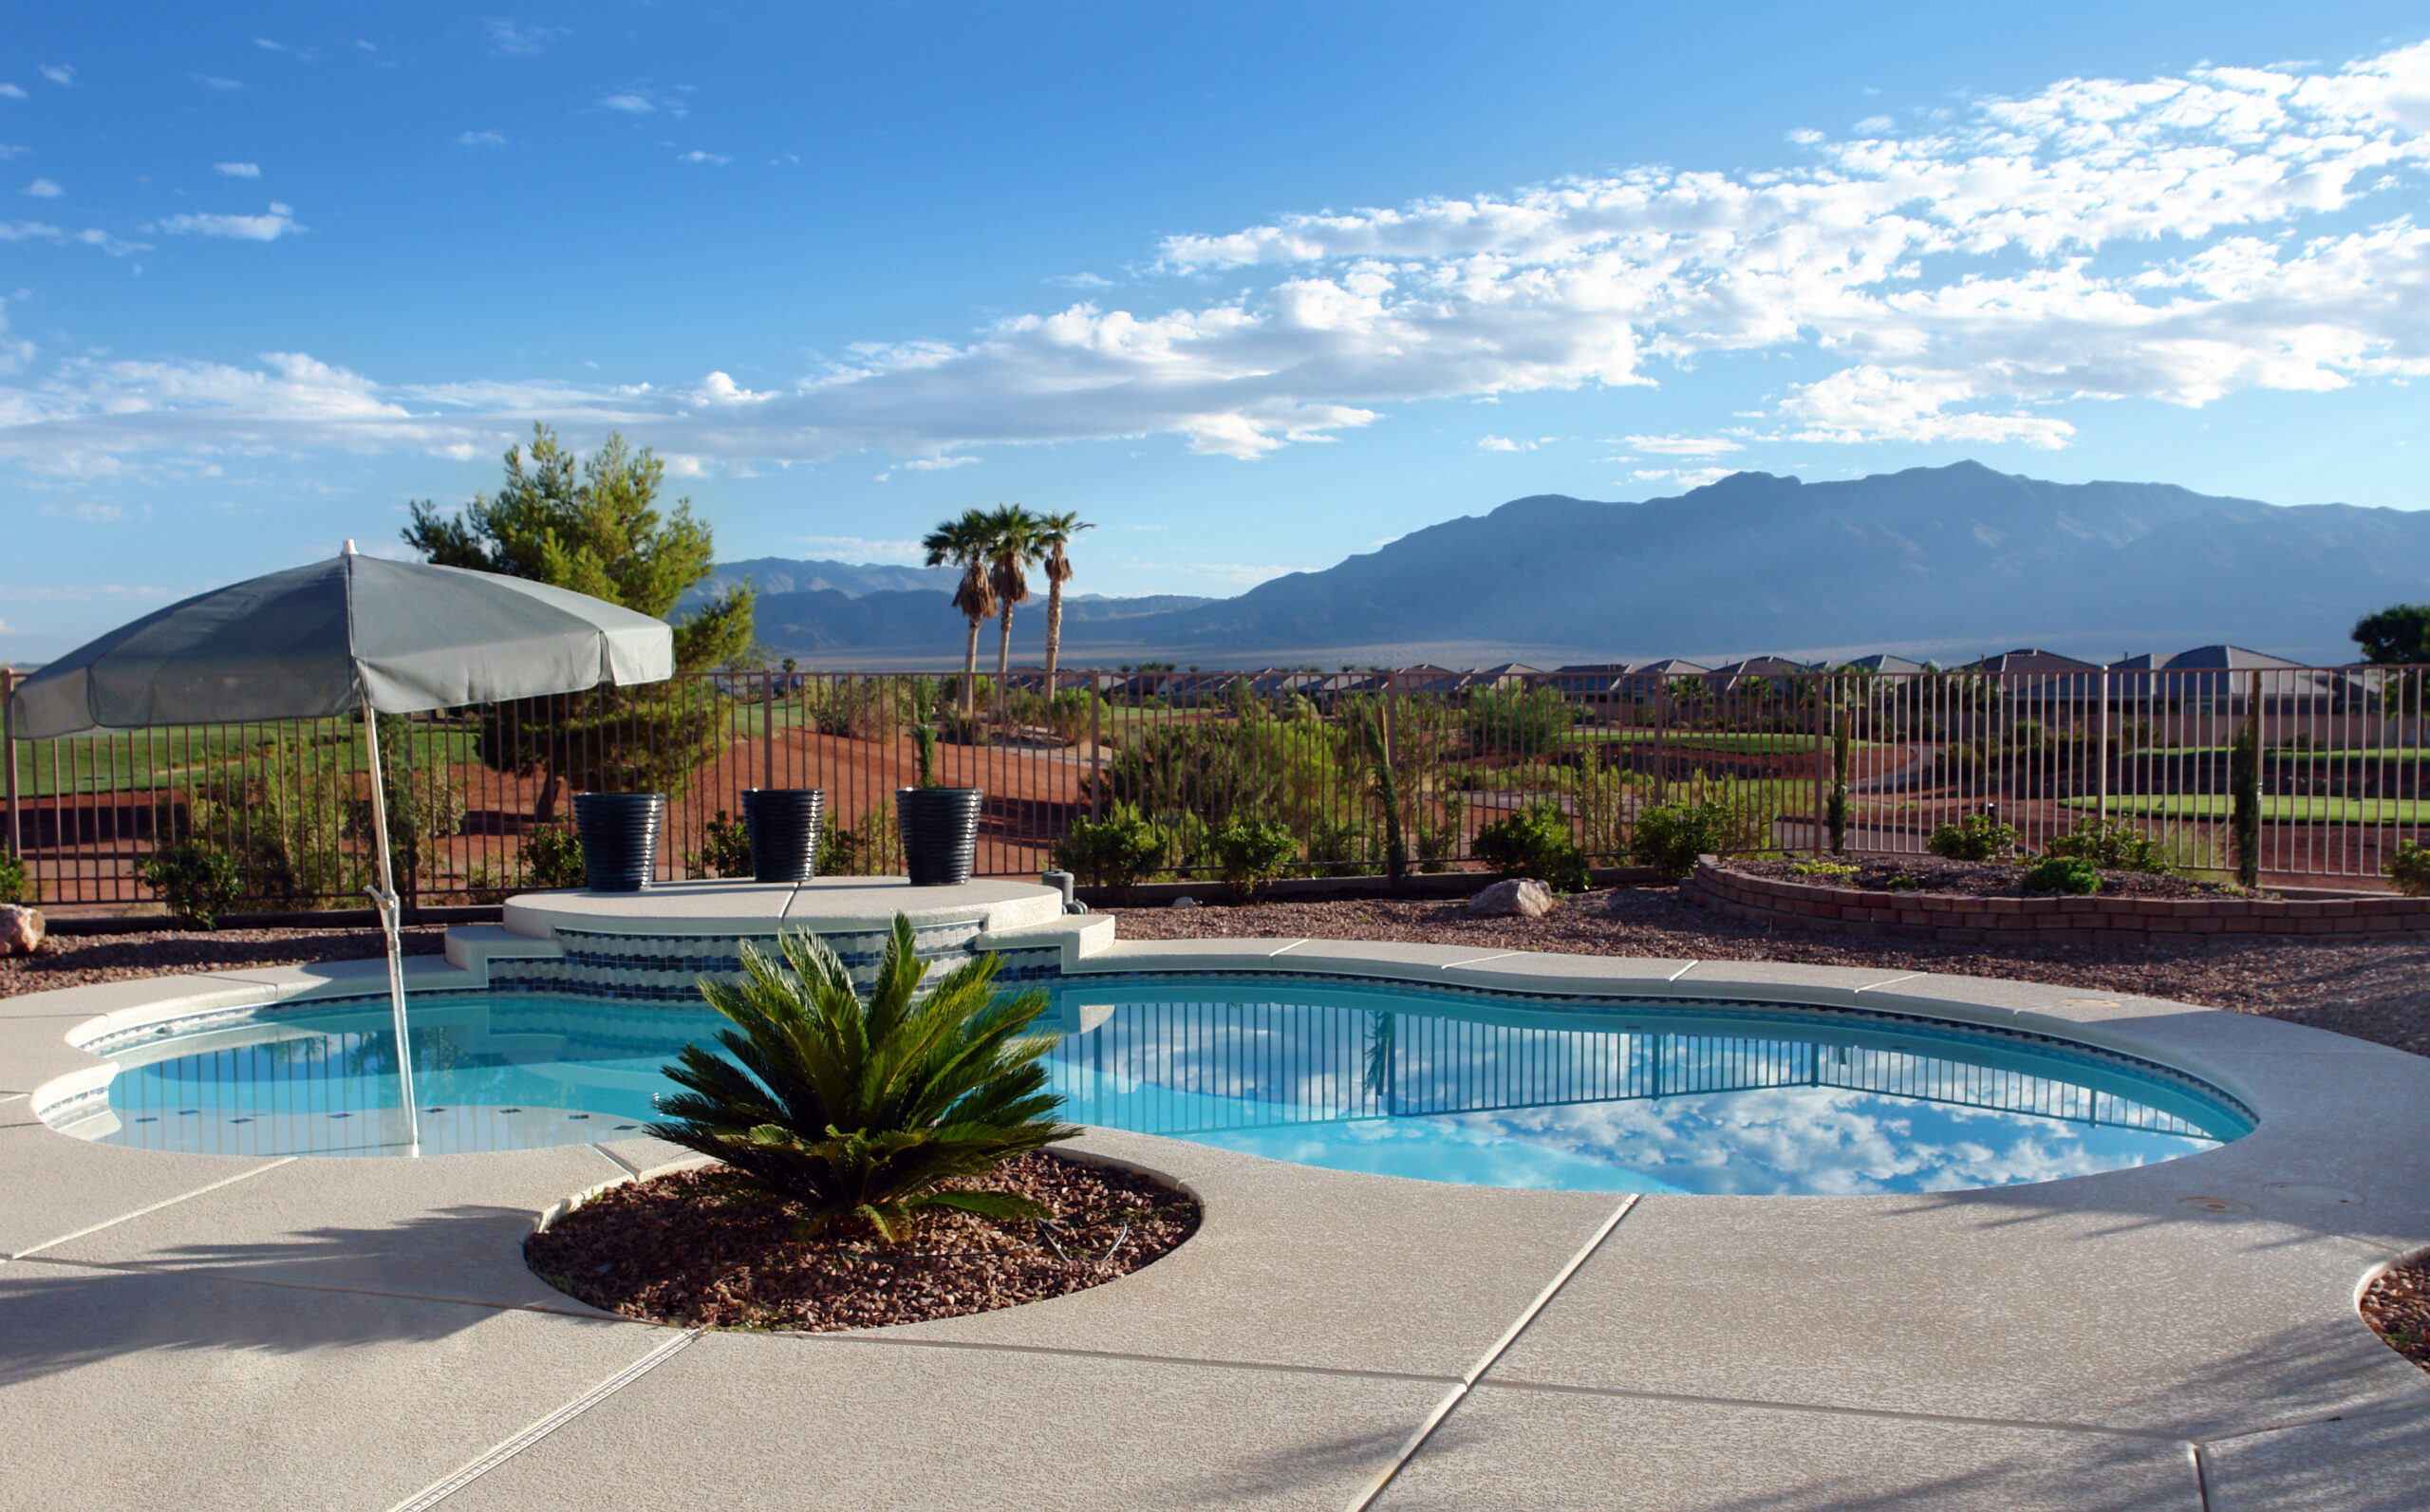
[982,504,1037,723]
[649,916,1077,1241]
[1032,511,1093,692]
[923,509,998,719]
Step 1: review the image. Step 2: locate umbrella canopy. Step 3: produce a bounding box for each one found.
[6,545,676,1155]
[9,551,672,737]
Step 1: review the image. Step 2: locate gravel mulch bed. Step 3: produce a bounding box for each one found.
[526,1151,1198,1331]
[0,925,449,999]
[2362,1256,2430,1373]
[1107,887,2430,1059]
[1731,855,2267,900]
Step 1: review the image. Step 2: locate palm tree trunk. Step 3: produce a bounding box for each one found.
[1043,580,1066,691]
[962,617,981,719]
[995,604,1015,722]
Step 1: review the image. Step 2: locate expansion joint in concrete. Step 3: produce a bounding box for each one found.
[8,1156,294,1260]
[1344,1193,1641,1512]
[385,1326,703,1511]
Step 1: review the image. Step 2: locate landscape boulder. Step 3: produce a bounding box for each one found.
[0,905,43,957]
[1468,878,1555,918]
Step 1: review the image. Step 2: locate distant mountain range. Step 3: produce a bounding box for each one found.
[693,463,2430,668]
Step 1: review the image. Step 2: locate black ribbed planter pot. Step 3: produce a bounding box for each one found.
[895,787,982,887]
[571,792,664,893]
[742,788,826,883]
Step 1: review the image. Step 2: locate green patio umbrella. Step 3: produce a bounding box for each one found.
[8,542,675,1151]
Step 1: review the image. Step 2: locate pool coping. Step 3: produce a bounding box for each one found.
[4,939,2428,1506]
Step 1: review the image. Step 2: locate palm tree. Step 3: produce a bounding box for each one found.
[924,509,998,719]
[982,503,1037,723]
[1032,511,1094,694]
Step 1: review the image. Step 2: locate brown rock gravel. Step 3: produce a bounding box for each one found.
[0,924,448,999]
[1107,887,2430,1059]
[2362,1256,2430,1373]
[525,1151,1199,1331]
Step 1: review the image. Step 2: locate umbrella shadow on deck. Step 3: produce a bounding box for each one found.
[0,1203,609,1389]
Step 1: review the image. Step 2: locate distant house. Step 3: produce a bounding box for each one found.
[1835,653,1927,676]
[1705,656,1815,695]
[1619,659,1713,698]
[2106,645,2357,709]
[1960,647,2103,700]
[1461,663,1542,692]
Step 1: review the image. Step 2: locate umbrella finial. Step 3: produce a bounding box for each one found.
[344,538,358,555]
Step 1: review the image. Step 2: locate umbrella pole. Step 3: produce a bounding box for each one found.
[361,706,422,1153]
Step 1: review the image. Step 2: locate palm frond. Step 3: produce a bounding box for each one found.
[647,912,1075,1241]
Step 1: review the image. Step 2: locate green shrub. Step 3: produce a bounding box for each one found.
[1051,803,1168,891]
[818,805,902,877]
[2388,840,2430,897]
[1630,796,1776,880]
[2042,816,2171,874]
[1303,815,1382,875]
[688,810,754,878]
[2023,855,2101,894]
[1207,816,1299,901]
[519,824,588,889]
[1045,687,1104,747]
[1789,860,1857,881]
[1471,801,1589,892]
[1412,792,1467,874]
[138,841,246,928]
[1466,687,1573,756]
[0,852,33,906]
[650,918,1075,1241]
[1926,812,2021,863]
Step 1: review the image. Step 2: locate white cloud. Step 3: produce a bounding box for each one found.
[678,149,730,165]
[38,65,73,87]
[0,84,27,101]
[487,20,570,57]
[195,76,243,92]
[1476,435,1523,451]
[1626,434,1743,457]
[149,204,302,241]
[3,40,2429,471]
[795,535,925,563]
[599,84,690,119]
[0,218,145,257]
[40,500,140,522]
[903,454,979,470]
[1048,271,1113,289]
[455,130,507,149]
[1853,115,1896,134]
[0,146,26,159]
[21,178,59,198]
[214,161,261,177]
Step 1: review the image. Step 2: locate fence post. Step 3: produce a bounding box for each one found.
[1813,675,1827,856]
[762,672,775,793]
[1089,671,1103,822]
[2097,669,2109,824]
[2,667,19,880]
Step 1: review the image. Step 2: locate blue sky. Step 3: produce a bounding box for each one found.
[4,3,2428,660]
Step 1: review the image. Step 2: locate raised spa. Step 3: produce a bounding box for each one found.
[65,974,2250,1195]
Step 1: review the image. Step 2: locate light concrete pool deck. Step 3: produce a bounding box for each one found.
[1,923,2426,1510]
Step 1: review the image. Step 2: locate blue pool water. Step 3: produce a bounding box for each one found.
[80,976,2251,1194]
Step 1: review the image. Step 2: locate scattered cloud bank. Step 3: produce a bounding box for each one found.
[148,203,302,241]
[214,161,262,177]
[1,41,2426,476]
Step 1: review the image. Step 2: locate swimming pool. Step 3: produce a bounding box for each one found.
[68,975,2252,1194]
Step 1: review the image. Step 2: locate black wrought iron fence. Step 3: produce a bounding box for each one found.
[3,663,2421,914]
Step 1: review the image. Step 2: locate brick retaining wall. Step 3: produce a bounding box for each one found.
[1681,858,2430,946]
